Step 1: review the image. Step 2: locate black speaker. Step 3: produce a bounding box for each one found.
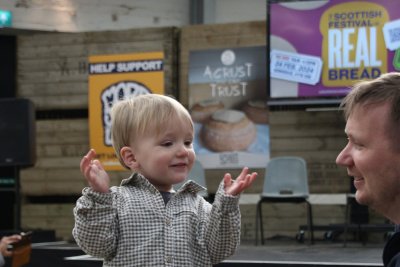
[0,98,36,167]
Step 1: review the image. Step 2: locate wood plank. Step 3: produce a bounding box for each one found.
[21,203,76,241]
[18,37,174,59]
[30,157,82,169]
[17,27,179,110]
[21,167,129,195]
[24,95,89,110]
[180,21,266,39]
[270,126,345,138]
[271,137,347,151]
[270,111,346,125]
[36,132,88,145]
[37,119,88,132]
[18,82,88,96]
[18,27,177,49]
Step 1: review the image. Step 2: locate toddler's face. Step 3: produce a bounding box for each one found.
[132,117,195,192]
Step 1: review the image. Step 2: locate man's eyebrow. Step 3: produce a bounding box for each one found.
[343,130,355,140]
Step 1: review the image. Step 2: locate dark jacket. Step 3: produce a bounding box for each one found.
[383,227,400,267]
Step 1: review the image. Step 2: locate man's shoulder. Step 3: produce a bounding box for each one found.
[386,252,400,267]
[0,253,5,267]
[383,231,400,267]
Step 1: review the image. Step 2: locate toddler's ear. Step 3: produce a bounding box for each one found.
[120,146,139,169]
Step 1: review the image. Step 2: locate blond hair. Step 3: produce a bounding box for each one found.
[111,94,193,169]
[341,72,400,150]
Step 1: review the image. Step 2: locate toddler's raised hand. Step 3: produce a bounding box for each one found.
[80,149,110,193]
[224,167,257,196]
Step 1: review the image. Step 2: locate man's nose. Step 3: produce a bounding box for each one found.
[336,145,351,167]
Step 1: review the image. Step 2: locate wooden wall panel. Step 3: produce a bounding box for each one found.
[270,110,349,193]
[22,204,77,241]
[17,27,179,110]
[20,119,130,195]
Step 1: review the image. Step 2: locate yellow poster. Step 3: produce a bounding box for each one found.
[88,52,164,171]
[320,2,388,87]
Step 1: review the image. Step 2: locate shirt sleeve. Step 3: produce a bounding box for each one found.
[72,187,119,260]
[0,253,4,267]
[203,181,241,264]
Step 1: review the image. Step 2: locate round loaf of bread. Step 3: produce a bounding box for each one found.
[243,100,269,124]
[201,109,257,152]
[190,99,224,123]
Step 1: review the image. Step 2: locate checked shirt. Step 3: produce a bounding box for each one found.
[72,173,241,266]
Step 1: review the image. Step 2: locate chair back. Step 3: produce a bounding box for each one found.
[262,156,309,198]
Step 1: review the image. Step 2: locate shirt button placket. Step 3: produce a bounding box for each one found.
[165,255,172,264]
[164,208,174,265]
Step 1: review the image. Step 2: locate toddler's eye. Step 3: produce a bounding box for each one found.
[184,140,193,147]
[162,141,173,147]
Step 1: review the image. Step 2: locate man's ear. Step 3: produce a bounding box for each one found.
[120,146,139,169]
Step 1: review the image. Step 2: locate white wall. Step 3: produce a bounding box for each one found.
[0,0,190,32]
[0,0,266,32]
[214,0,266,24]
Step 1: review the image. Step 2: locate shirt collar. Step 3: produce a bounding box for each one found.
[120,173,158,193]
[174,180,207,195]
[120,173,206,195]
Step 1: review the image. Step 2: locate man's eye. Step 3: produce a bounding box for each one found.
[353,143,363,149]
[349,139,363,150]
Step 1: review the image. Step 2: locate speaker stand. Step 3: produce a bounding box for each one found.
[14,166,21,231]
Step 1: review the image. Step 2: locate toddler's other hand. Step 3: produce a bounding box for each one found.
[223,167,257,196]
[80,149,110,193]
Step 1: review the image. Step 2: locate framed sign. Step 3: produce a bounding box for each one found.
[189,47,269,169]
[268,0,400,105]
[88,51,164,170]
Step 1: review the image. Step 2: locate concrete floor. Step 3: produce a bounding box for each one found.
[225,240,384,266]
[29,238,386,267]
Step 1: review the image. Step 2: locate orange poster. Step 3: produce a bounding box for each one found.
[88,52,164,170]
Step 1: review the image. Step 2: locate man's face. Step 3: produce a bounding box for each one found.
[336,102,400,217]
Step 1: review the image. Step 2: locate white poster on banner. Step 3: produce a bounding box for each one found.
[188,46,269,169]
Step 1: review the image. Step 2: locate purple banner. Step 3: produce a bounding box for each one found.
[270,0,400,98]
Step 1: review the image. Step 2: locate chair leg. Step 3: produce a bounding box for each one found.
[255,201,260,246]
[259,202,265,245]
[255,201,264,245]
[306,201,314,245]
[344,197,350,247]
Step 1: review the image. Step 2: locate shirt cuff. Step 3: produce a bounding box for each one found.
[82,187,113,205]
[214,181,240,213]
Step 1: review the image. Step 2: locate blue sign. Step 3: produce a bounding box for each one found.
[0,10,12,27]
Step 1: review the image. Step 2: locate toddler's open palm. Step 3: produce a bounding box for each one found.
[80,149,110,193]
[224,167,257,196]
